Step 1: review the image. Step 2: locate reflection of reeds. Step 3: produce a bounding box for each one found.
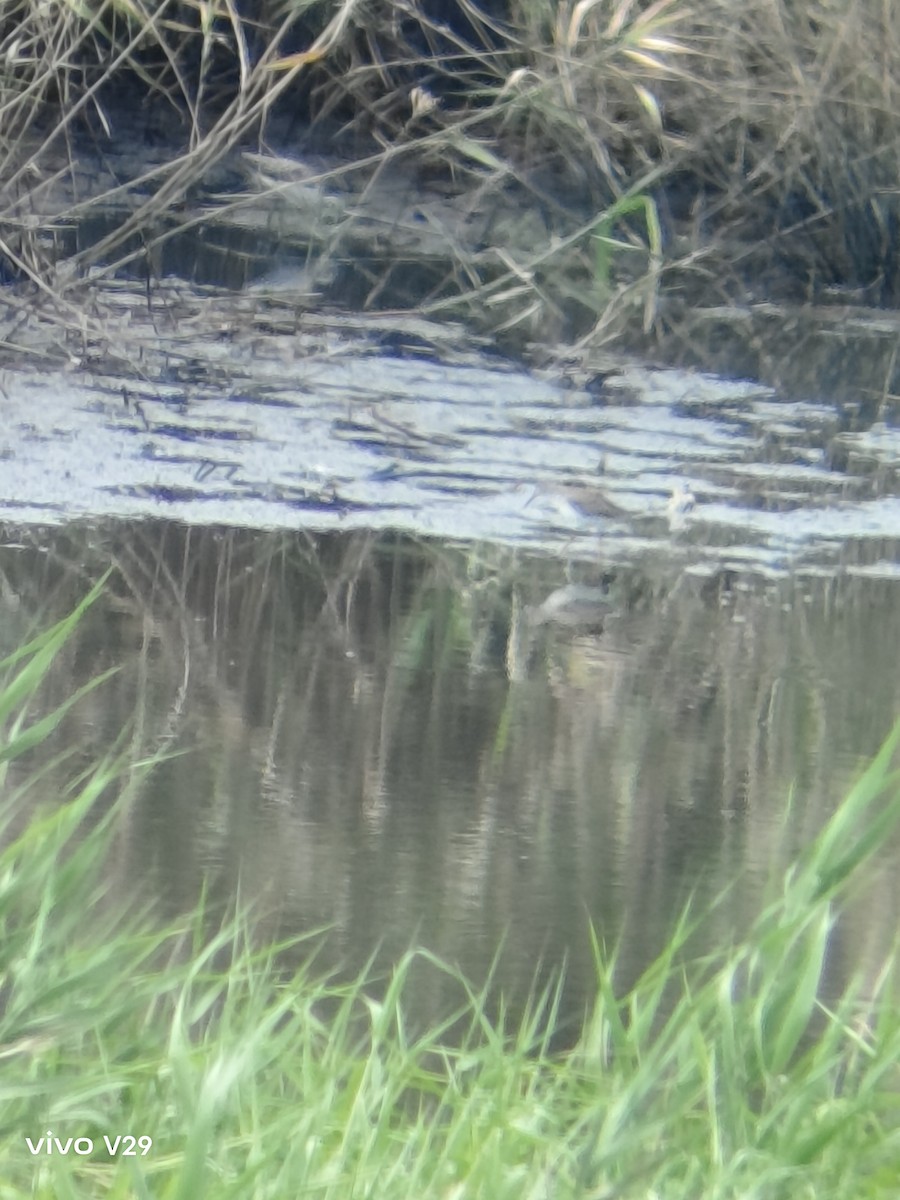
[1,587,899,1194]
[6,529,896,991]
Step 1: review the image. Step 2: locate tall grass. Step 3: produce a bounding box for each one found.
[4,1,900,350]
[1,590,899,1197]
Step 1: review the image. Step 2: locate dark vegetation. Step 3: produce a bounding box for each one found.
[3,0,900,352]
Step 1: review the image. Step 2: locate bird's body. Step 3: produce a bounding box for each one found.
[548,482,629,521]
[665,481,696,530]
[666,481,696,516]
[528,584,614,630]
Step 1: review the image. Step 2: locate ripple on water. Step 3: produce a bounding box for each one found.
[1,296,897,579]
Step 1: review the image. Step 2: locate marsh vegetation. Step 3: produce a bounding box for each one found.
[4,0,900,385]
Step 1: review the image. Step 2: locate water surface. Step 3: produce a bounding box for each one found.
[2,523,895,1034]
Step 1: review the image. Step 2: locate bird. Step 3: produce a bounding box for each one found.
[528,478,630,525]
[528,584,616,630]
[667,481,696,513]
[522,476,694,527]
[551,481,630,520]
[665,481,696,529]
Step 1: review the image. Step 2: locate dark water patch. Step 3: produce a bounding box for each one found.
[657,300,900,415]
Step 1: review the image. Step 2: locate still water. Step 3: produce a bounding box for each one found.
[2,522,897,1035]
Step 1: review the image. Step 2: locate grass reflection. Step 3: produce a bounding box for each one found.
[0,591,898,1198]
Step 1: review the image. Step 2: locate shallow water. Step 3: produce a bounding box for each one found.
[1,281,897,583]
